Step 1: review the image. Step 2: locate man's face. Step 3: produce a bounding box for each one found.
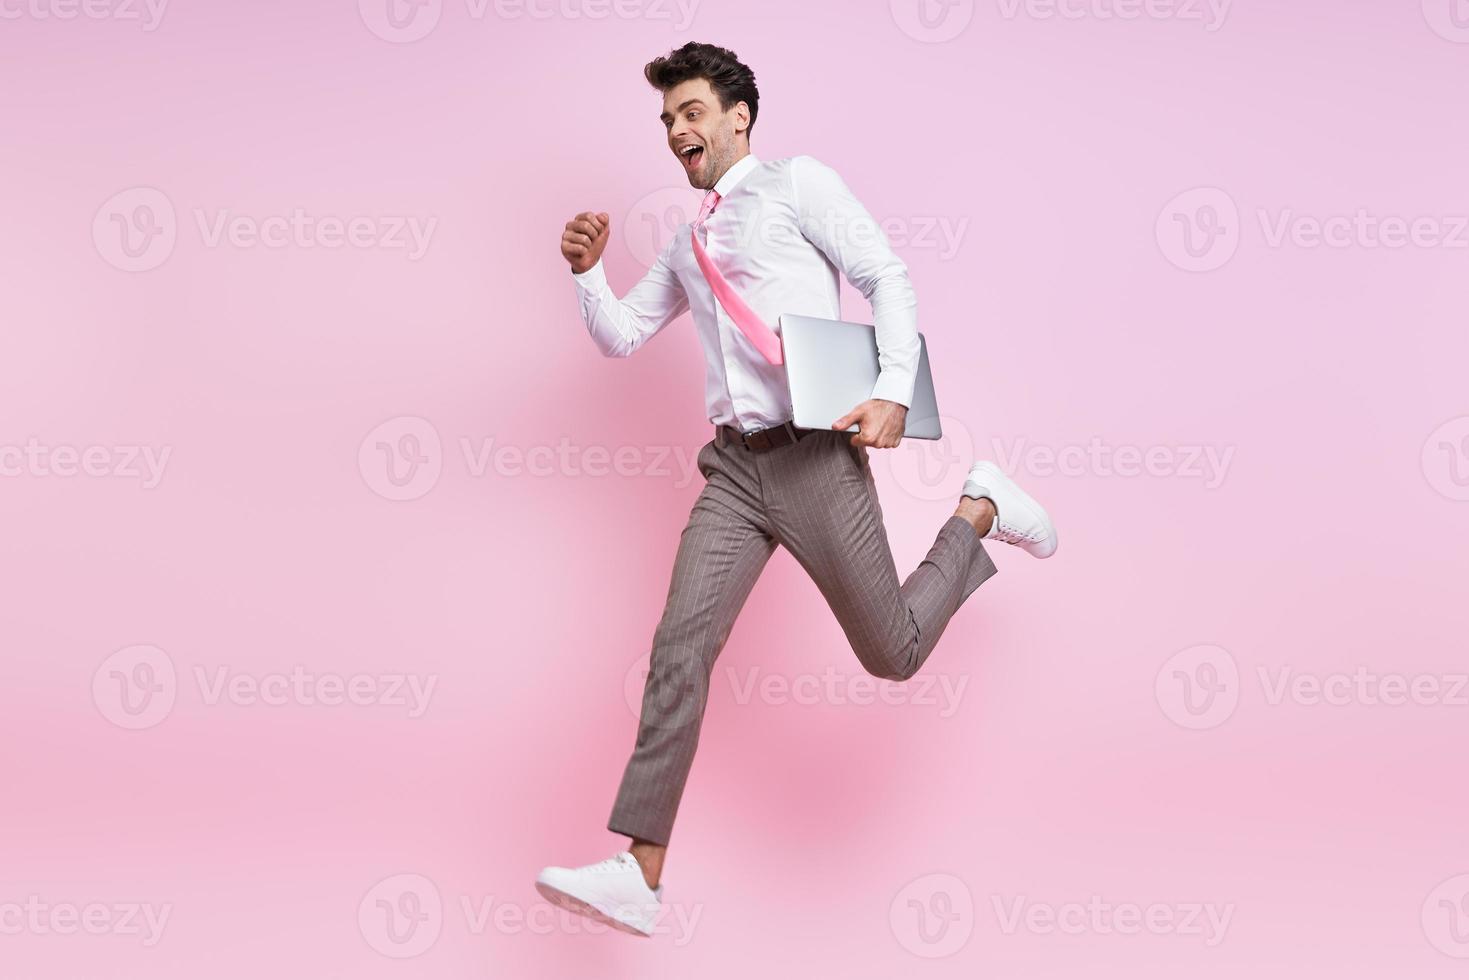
[660,77,748,190]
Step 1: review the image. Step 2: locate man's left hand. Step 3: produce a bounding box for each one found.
[833,399,907,449]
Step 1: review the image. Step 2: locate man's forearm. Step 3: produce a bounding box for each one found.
[867,272,921,408]
[572,260,640,357]
[570,256,690,359]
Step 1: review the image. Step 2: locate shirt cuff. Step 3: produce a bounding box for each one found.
[870,370,916,409]
[570,259,607,291]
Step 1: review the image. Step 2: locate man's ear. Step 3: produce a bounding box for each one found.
[733,100,750,136]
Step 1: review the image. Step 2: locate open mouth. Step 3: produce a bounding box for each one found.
[678,144,705,170]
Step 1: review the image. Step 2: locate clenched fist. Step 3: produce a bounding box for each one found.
[561,211,611,274]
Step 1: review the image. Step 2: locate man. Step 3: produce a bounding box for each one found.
[536,42,1057,938]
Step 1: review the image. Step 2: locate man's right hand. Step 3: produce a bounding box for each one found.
[561,211,611,274]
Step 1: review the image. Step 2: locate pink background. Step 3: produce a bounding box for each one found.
[3,0,1468,976]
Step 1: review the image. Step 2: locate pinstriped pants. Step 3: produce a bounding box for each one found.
[608,426,998,847]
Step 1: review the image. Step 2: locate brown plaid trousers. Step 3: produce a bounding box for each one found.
[608,426,997,846]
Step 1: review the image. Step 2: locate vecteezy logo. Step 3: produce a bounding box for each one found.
[889,872,974,958]
[1155,644,1239,730]
[623,646,706,734]
[624,187,699,269]
[359,0,442,42]
[884,414,974,502]
[1156,187,1240,272]
[1422,0,1469,42]
[890,0,975,43]
[92,644,177,730]
[1421,416,1469,502]
[93,187,177,272]
[1423,874,1469,957]
[358,873,442,958]
[359,416,442,501]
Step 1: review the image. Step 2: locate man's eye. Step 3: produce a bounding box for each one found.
[688,112,699,120]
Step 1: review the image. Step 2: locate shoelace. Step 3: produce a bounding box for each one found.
[588,854,636,874]
[990,517,1042,545]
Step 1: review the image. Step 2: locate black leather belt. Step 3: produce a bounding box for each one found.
[715,420,819,453]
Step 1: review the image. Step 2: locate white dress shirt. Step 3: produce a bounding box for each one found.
[571,153,921,432]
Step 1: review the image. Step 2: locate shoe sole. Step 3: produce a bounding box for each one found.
[534,880,654,937]
[971,461,1058,558]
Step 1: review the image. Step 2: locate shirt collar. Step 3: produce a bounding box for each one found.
[713,152,760,198]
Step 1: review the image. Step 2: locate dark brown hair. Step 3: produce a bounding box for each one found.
[644,42,760,140]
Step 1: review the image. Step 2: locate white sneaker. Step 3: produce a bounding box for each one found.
[534,851,664,937]
[962,461,1058,558]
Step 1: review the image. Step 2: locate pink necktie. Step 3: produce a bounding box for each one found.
[690,189,784,366]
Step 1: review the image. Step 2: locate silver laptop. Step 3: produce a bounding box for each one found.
[780,314,943,440]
